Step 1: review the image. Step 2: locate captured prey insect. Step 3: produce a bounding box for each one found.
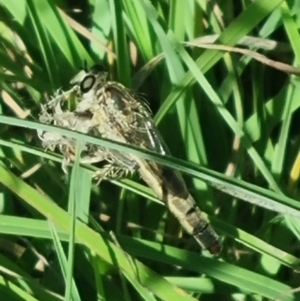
[39,65,221,254]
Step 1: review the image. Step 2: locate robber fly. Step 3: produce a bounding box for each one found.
[67,65,221,254]
[39,65,221,253]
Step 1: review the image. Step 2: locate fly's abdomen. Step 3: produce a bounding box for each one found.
[166,194,221,254]
[137,161,221,254]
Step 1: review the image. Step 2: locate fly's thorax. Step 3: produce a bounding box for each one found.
[90,83,153,150]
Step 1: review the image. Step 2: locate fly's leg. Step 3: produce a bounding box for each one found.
[92,164,131,182]
[93,159,138,184]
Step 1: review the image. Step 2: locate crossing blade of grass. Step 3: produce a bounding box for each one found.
[0,138,62,163]
[271,83,294,176]
[0,137,159,206]
[48,222,81,301]
[49,141,83,301]
[73,166,92,224]
[1,116,300,218]
[66,142,83,301]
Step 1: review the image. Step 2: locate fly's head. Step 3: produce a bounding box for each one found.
[74,65,149,116]
[70,64,156,153]
[72,64,108,113]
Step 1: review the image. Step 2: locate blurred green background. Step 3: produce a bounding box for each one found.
[0,0,300,300]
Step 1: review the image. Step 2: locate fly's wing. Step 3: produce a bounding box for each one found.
[129,116,168,155]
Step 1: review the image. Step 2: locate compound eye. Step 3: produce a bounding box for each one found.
[80,75,96,93]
